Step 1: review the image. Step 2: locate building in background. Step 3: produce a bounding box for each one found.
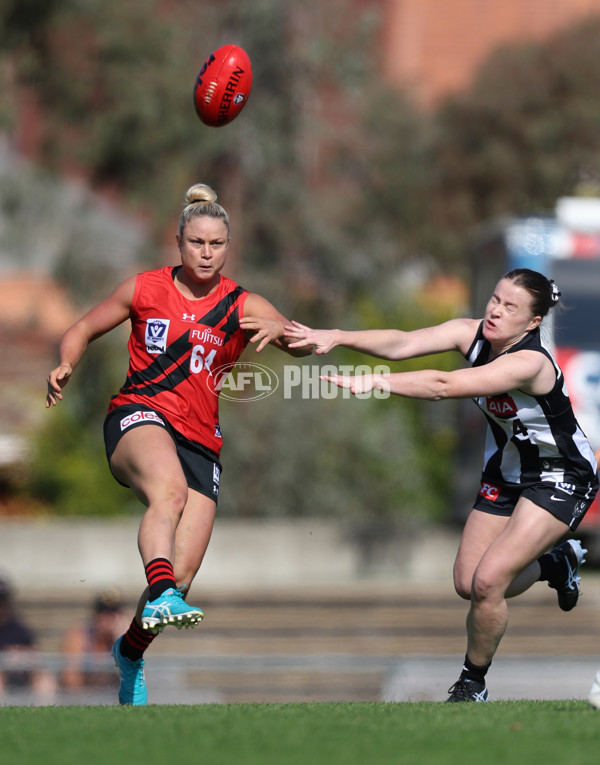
[380,0,600,107]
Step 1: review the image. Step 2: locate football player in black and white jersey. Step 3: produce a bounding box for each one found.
[286,268,599,703]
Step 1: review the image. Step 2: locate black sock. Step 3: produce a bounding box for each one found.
[538,549,561,582]
[120,618,157,661]
[460,654,491,684]
[145,558,177,601]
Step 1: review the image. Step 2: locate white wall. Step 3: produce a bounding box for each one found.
[0,518,460,595]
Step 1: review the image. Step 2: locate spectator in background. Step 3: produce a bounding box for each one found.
[61,589,129,690]
[0,573,56,704]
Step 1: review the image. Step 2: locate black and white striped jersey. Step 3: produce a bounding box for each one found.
[465,322,597,488]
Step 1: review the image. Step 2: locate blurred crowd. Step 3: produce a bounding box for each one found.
[0,573,128,705]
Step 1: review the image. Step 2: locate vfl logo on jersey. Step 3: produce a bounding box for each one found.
[120,410,165,431]
[478,480,500,502]
[145,318,170,354]
[485,395,518,418]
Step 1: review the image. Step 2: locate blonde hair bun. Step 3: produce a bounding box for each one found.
[184,183,217,206]
[178,183,230,237]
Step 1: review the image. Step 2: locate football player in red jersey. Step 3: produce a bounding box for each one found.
[46,183,310,704]
[286,269,598,702]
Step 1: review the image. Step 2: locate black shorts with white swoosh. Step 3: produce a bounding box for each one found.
[473,473,599,530]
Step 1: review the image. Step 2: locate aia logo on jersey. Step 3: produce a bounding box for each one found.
[145,318,170,354]
[485,395,518,418]
[478,480,500,502]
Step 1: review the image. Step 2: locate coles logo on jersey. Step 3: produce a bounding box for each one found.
[478,480,500,502]
[120,410,165,431]
[485,395,518,418]
[145,318,170,354]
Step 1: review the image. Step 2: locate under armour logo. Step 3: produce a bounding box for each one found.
[182,313,196,321]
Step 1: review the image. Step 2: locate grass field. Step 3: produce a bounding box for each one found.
[1,701,598,765]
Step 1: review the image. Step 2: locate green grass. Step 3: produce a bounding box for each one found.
[1,701,599,765]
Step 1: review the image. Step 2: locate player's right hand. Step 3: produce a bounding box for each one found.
[46,364,73,408]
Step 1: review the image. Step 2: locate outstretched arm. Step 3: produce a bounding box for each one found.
[46,275,136,407]
[284,318,479,360]
[240,294,312,357]
[323,349,552,400]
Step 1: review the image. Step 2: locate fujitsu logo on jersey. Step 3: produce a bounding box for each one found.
[485,395,518,418]
[190,327,224,347]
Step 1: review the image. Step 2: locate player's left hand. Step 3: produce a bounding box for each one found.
[240,316,286,353]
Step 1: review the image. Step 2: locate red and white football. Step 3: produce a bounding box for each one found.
[194,44,253,127]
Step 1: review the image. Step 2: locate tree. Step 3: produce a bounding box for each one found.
[2,1,462,520]
[428,17,600,266]
[2,0,430,306]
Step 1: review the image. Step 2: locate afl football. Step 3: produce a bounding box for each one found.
[194,44,253,127]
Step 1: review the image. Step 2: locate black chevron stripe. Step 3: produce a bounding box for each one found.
[127,356,194,398]
[120,286,246,395]
[123,330,192,391]
[197,286,245,328]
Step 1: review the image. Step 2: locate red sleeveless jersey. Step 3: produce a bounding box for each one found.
[108,267,249,455]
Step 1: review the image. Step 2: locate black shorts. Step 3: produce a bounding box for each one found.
[103,404,222,503]
[473,473,599,531]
